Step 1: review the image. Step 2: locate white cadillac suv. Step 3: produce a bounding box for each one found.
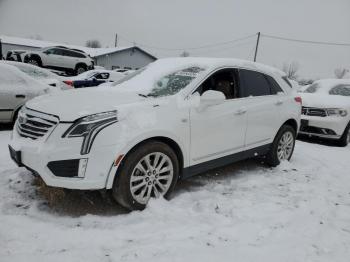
[9,58,301,210]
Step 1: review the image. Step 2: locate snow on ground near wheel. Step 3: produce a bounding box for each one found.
[0,130,350,262]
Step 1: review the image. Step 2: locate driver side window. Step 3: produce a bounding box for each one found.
[196,68,240,100]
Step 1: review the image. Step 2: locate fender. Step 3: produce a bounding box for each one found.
[104,130,188,189]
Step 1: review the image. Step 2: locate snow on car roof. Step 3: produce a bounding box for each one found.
[116,57,285,85]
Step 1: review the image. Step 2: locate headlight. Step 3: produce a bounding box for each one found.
[326,108,348,117]
[63,111,118,155]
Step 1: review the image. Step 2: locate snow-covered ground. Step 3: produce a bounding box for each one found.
[0,129,350,262]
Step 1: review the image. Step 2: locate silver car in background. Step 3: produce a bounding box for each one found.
[2,61,72,90]
[0,63,56,123]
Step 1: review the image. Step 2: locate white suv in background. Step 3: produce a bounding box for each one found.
[9,58,301,210]
[21,46,94,75]
[300,79,350,146]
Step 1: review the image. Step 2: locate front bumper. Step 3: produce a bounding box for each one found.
[299,115,347,139]
[9,122,119,190]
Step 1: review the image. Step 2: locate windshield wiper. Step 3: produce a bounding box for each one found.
[138,93,148,98]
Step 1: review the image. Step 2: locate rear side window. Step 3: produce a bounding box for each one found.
[63,50,86,58]
[266,75,283,94]
[282,76,292,88]
[52,49,64,56]
[239,69,274,97]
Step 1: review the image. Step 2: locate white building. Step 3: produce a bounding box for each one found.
[0,35,157,70]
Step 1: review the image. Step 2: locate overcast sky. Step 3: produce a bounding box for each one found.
[0,0,349,78]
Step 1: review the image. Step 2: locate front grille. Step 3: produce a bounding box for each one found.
[16,107,59,140]
[302,107,327,117]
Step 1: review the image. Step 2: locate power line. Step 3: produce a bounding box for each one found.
[261,34,350,47]
[118,33,257,51]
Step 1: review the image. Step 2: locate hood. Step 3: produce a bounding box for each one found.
[26,87,146,121]
[301,93,350,109]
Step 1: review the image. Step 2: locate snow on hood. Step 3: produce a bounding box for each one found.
[25,87,146,121]
[301,93,350,109]
[301,79,350,108]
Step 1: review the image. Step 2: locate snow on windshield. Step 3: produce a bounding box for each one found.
[329,85,350,97]
[77,70,98,79]
[11,64,50,79]
[110,58,210,96]
[304,79,350,97]
[147,67,205,97]
[0,63,55,93]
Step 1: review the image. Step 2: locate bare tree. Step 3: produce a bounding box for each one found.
[334,67,349,79]
[180,51,190,57]
[28,34,43,40]
[85,39,102,48]
[282,61,299,81]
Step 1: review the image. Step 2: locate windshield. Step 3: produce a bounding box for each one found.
[112,67,146,86]
[13,64,51,79]
[329,85,350,97]
[77,71,98,79]
[304,83,320,93]
[146,67,205,97]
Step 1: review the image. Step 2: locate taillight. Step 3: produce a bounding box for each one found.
[63,80,74,87]
[294,96,302,104]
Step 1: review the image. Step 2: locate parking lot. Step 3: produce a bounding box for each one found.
[1,127,350,262]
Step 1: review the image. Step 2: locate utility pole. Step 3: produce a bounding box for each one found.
[115,33,118,47]
[0,39,2,60]
[254,32,261,62]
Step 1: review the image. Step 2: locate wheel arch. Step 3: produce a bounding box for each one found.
[75,62,87,69]
[11,104,24,123]
[24,53,42,65]
[106,136,185,189]
[283,118,298,133]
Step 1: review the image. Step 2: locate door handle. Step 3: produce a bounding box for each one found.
[234,108,247,115]
[275,100,283,106]
[15,94,26,99]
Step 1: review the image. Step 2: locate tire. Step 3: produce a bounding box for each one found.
[336,122,350,147]
[265,125,296,167]
[112,141,179,211]
[27,57,41,67]
[75,64,87,75]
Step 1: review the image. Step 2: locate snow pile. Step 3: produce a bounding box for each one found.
[1,130,350,261]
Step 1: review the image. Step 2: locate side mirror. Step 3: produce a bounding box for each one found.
[200,90,225,107]
[43,51,50,55]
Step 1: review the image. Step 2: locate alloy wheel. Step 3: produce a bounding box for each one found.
[130,152,174,204]
[77,67,86,74]
[28,59,38,66]
[277,131,294,161]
